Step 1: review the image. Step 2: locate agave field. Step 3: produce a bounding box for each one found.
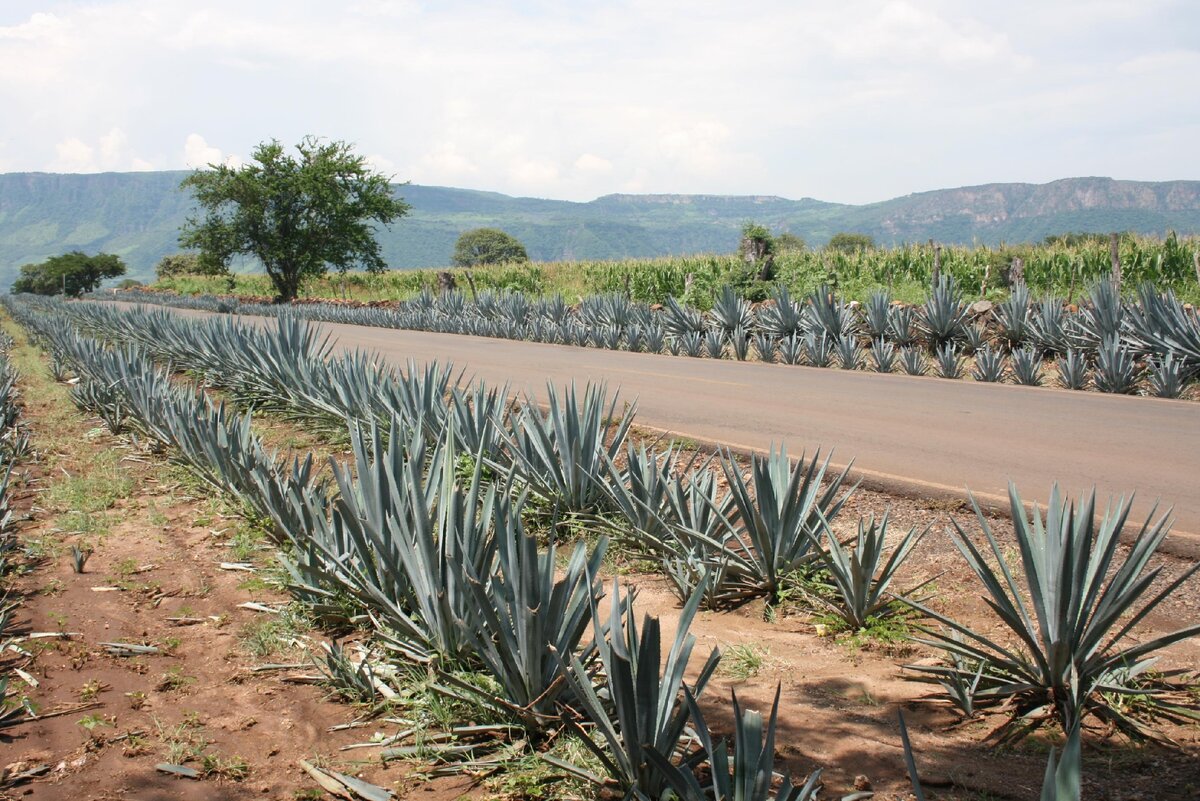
[0,329,35,729]
[112,273,1200,399]
[4,293,1200,799]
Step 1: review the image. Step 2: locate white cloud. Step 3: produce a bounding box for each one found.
[48,128,156,171]
[183,133,239,168]
[416,142,478,179]
[52,137,95,172]
[0,11,63,41]
[0,1,1196,202]
[574,153,613,174]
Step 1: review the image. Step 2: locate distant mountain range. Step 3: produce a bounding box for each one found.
[1,171,1198,288]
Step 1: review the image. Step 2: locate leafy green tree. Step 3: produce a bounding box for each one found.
[10,251,126,296]
[826,232,875,253]
[452,228,530,267]
[179,136,411,302]
[154,252,229,279]
[774,232,806,253]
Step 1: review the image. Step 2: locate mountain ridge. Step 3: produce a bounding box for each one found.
[1,171,1198,288]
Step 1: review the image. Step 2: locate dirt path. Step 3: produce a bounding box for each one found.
[0,328,481,801]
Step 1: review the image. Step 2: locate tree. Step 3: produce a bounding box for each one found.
[452,228,529,267]
[826,232,875,253]
[774,232,806,253]
[738,221,776,281]
[179,136,410,303]
[10,251,126,296]
[154,252,229,279]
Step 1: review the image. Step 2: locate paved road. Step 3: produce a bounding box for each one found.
[121,304,1200,553]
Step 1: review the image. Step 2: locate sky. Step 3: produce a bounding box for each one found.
[0,1,1196,204]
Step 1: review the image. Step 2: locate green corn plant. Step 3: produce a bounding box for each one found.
[644,686,822,801]
[551,580,721,800]
[813,512,931,631]
[506,381,635,515]
[906,483,1200,743]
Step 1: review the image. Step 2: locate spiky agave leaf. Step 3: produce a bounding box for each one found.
[1055,349,1090,390]
[814,512,931,631]
[717,445,855,603]
[506,381,636,515]
[919,274,970,348]
[1093,337,1142,394]
[971,344,1006,383]
[1010,345,1044,386]
[643,685,822,801]
[550,580,721,800]
[443,497,607,732]
[906,483,1200,743]
[709,285,755,335]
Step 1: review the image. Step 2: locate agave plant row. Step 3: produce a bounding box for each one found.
[10,294,1196,798]
[0,333,29,574]
[107,274,1200,398]
[1,295,855,797]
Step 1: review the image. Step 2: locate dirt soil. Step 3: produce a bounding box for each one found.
[2,336,1199,801]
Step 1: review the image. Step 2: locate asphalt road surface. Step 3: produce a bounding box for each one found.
[116,303,1200,554]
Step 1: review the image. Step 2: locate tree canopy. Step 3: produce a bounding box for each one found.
[154,252,229,279]
[10,251,126,296]
[452,228,530,267]
[826,232,876,253]
[179,136,410,302]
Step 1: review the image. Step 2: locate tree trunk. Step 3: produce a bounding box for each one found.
[1110,233,1121,291]
[931,240,942,283]
[1010,257,1025,288]
[757,254,776,282]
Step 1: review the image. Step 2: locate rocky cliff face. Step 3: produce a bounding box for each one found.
[876,178,1200,232]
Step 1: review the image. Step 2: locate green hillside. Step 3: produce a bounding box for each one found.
[2,171,1199,289]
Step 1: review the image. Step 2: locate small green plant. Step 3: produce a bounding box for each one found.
[113,557,139,577]
[78,679,104,702]
[156,667,195,693]
[201,753,250,780]
[78,713,112,733]
[69,544,92,573]
[720,643,767,681]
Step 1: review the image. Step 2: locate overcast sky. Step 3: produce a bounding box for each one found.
[0,1,1196,204]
